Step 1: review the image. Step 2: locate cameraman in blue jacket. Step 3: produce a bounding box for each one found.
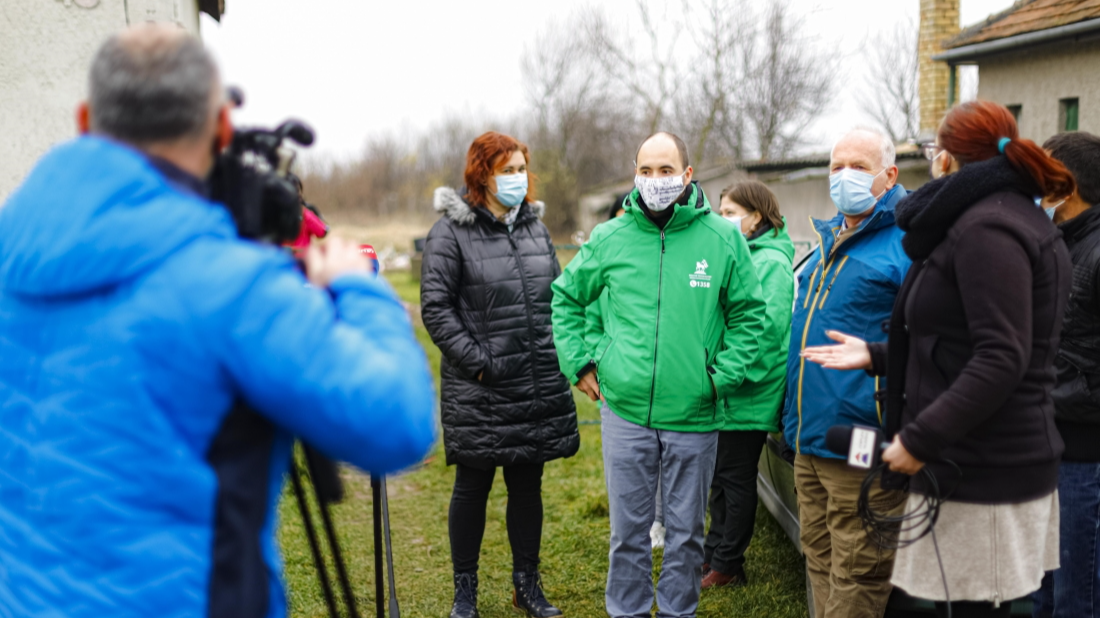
[0,25,436,618]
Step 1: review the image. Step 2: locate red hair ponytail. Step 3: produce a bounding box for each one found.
[939,100,1076,198]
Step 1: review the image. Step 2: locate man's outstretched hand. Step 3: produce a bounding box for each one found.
[577,372,602,402]
[801,330,873,371]
[305,236,370,288]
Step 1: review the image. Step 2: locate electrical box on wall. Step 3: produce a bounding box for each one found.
[126,0,182,26]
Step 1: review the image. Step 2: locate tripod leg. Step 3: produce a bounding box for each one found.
[372,475,385,618]
[305,455,361,618]
[380,478,400,617]
[290,461,340,618]
[315,487,361,618]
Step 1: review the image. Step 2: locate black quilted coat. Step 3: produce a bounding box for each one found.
[420,187,579,469]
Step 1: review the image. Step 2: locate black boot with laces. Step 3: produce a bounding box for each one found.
[511,570,562,617]
[450,572,479,618]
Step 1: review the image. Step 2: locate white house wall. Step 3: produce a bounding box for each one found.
[0,0,200,201]
[976,38,1100,142]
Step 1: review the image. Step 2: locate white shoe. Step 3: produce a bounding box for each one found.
[650,521,666,550]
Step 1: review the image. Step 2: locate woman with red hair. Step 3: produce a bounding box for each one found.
[420,132,577,618]
[802,100,1076,617]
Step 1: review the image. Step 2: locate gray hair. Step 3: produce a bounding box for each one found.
[831,127,897,169]
[88,26,220,144]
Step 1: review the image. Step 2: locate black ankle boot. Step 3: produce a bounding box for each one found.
[511,570,562,617]
[450,572,479,618]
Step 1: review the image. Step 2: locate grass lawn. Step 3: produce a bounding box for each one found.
[277,271,807,617]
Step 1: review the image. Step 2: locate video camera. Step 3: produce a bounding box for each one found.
[208,118,315,244]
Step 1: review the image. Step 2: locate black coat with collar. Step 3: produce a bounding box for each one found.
[871,156,1070,503]
[420,187,579,470]
[1052,206,1100,461]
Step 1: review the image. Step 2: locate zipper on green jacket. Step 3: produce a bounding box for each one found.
[646,230,666,428]
[706,348,717,420]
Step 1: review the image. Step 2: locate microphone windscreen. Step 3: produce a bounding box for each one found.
[825,425,854,456]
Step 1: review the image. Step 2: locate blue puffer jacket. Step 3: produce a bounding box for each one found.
[782,185,911,459]
[0,137,437,618]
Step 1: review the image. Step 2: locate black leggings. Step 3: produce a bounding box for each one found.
[449,462,544,574]
[934,601,1013,618]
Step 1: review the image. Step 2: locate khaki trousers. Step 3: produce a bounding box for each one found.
[795,454,907,618]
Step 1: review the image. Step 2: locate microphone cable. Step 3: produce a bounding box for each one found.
[856,460,961,618]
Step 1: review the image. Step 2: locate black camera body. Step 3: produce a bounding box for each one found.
[208,119,315,244]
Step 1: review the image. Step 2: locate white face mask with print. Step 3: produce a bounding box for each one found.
[635,172,687,212]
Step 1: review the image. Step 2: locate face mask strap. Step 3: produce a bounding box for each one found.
[869,168,890,200]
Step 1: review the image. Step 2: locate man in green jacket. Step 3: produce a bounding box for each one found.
[551,132,767,618]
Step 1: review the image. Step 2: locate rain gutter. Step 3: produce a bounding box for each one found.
[933,17,1100,63]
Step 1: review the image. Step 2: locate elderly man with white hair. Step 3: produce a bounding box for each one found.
[780,128,912,618]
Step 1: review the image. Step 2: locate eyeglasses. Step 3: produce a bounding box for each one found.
[922,144,944,161]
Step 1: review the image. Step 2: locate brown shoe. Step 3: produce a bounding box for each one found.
[701,567,748,589]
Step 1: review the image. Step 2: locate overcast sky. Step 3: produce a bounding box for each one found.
[200,0,1015,161]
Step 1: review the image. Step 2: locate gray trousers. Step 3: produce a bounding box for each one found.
[601,404,719,618]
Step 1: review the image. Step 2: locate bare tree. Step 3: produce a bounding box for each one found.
[303,0,839,237]
[741,0,834,161]
[521,13,640,233]
[584,1,684,135]
[678,0,750,164]
[860,18,920,143]
[583,0,833,164]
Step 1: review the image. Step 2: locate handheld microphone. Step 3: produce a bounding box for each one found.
[825,424,891,470]
[830,424,959,617]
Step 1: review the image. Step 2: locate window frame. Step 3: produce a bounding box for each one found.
[1060,97,1080,133]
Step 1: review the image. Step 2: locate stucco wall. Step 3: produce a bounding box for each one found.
[0,0,200,201]
[976,38,1100,142]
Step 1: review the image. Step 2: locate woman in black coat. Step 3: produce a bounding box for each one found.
[420,131,578,618]
[802,101,1076,618]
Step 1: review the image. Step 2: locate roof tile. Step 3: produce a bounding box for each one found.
[947,0,1100,48]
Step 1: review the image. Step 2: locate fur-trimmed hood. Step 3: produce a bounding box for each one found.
[433,186,545,226]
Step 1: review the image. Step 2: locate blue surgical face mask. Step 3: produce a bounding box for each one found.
[830,168,886,216]
[494,173,528,208]
[1043,198,1066,220]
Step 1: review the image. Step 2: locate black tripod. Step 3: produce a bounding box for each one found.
[289,444,401,618]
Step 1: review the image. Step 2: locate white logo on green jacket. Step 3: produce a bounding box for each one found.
[690,259,711,288]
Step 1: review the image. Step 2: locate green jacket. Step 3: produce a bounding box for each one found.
[584,290,609,350]
[720,221,795,432]
[551,184,767,432]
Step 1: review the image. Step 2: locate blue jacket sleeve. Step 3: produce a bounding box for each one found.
[196,253,437,475]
